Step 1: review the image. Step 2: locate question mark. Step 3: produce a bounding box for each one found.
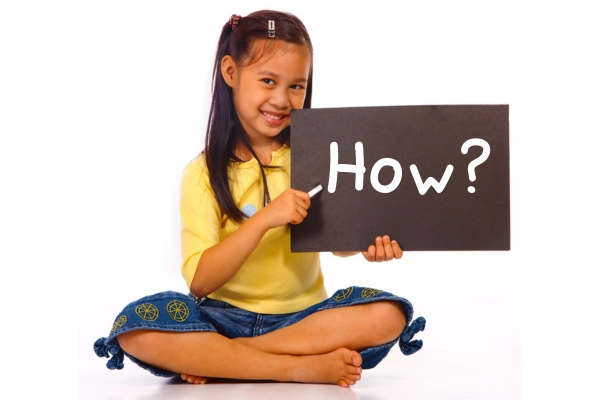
[461,138,490,193]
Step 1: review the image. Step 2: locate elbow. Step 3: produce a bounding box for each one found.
[192,289,210,299]
[189,251,230,299]
[190,268,217,299]
[190,279,212,299]
[188,254,212,299]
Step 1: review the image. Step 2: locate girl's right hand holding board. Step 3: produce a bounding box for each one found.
[361,235,403,261]
[334,236,403,261]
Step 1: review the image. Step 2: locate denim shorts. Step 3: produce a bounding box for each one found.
[94,286,426,378]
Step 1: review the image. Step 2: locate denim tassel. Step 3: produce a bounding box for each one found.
[399,316,426,355]
[94,337,125,370]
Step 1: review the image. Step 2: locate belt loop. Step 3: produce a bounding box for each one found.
[253,314,264,337]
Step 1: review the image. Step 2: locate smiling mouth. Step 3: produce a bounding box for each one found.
[261,111,287,122]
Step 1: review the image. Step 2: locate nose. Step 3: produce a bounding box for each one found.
[269,87,290,110]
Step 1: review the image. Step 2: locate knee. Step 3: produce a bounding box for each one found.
[370,301,407,342]
[116,330,157,358]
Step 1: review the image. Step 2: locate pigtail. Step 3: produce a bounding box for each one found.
[204,19,247,223]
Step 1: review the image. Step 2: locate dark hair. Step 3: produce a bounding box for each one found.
[204,10,313,224]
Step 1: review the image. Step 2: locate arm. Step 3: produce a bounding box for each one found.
[333,235,403,262]
[190,188,311,298]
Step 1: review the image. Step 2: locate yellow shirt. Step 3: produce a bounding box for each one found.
[180,145,327,314]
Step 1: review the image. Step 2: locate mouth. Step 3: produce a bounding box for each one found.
[261,110,288,125]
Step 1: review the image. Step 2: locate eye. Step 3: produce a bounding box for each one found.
[290,84,304,90]
[262,78,275,85]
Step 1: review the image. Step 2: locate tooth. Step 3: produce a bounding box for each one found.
[264,112,281,120]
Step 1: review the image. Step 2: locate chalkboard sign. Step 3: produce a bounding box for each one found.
[290,105,510,252]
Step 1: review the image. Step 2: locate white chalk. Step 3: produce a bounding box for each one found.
[308,184,323,198]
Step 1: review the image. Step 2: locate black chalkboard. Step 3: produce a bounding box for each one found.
[290,105,510,252]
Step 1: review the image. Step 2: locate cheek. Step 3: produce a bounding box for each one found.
[233,88,256,115]
[291,92,306,109]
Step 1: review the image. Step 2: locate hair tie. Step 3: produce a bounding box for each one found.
[229,15,241,30]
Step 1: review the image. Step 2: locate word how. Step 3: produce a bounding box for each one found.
[328,139,490,195]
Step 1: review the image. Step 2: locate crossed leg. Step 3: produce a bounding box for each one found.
[234,300,406,355]
[118,300,406,387]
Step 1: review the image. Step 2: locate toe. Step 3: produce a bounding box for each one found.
[348,372,361,381]
[338,379,349,388]
[344,378,357,386]
[342,349,362,367]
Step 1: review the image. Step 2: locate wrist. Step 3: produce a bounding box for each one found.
[247,208,273,233]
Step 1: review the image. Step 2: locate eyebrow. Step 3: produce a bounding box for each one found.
[256,70,308,83]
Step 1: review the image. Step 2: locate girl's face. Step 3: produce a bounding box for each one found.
[221,42,311,146]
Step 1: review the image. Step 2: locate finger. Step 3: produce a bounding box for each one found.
[282,189,310,211]
[297,205,308,218]
[375,237,385,262]
[289,206,308,225]
[276,189,299,206]
[289,200,310,224]
[391,240,403,259]
[290,188,311,205]
[382,235,395,260]
[295,193,311,210]
[362,245,376,261]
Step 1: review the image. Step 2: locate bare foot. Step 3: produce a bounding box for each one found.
[291,348,362,388]
[180,373,210,384]
[179,348,361,387]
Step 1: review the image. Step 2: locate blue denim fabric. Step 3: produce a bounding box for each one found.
[94,286,426,377]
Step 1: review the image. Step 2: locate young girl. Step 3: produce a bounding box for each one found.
[94,10,425,388]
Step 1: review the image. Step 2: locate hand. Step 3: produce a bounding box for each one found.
[255,188,310,229]
[361,235,403,262]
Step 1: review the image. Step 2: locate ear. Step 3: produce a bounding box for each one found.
[221,55,237,88]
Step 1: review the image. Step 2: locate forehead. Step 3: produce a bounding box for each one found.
[241,40,312,69]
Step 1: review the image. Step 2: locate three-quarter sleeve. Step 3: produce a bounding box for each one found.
[179,158,221,290]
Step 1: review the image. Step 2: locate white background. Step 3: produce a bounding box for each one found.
[1,1,598,398]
